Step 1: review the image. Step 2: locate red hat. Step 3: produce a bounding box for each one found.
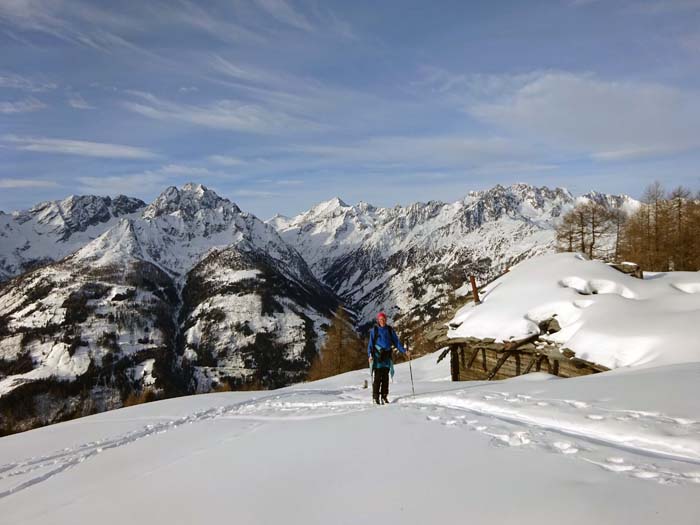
[377,312,387,320]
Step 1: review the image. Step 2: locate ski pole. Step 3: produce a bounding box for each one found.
[408,345,415,397]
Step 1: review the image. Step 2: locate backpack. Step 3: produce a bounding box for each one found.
[372,325,395,363]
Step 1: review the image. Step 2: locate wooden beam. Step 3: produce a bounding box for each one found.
[469,275,481,304]
[481,348,487,371]
[487,351,513,380]
[436,347,451,364]
[535,355,544,372]
[450,347,460,381]
[552,359,559,376]
[460,345,466,368]
[515,352,521,375]
[522,353,538,374]
[466,346,480,369]
[503,334,540,351]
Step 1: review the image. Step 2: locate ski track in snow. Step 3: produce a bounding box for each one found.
[2,385,700,500]
[400,390,700,486]
[0,388,364,500]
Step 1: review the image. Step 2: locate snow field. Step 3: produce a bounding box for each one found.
[1,354,699,524]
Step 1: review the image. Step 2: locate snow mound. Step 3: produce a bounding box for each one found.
[448,253,700,369]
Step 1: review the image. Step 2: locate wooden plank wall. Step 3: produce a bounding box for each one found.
[447,343,606,382]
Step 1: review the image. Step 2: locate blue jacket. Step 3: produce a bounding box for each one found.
[368,325,406,369]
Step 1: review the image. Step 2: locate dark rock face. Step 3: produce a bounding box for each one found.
[19,195,147,241]
[0,258,180,434]
[179,247,338,391]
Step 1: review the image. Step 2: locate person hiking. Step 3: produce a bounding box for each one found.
[368,312,410,405]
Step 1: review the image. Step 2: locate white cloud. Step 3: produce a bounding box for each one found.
[0,73,56,92]
[0,178,59,189]
[0,0,144,52]
[466,71,700,161]
[67,93,95,110]
[0,97,45,113]
[231,188,280,198]
[288,135,524,168]
[252,0,314,32]
[208,154,246,167]
[2,135,158,159]
[209,55,277,85]
[157,164,239,179]
[122,91,325,134]
[76,164,240,197]
[161,1,265,44]
[77,173,167,196]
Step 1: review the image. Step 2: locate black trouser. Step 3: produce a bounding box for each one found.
[372,367,390,402]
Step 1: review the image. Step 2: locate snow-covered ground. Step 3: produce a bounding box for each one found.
[449,252,700,369]
[1,353,699,524]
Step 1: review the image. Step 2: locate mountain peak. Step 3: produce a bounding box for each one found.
[143,183,238,219]
[306,197,349,218]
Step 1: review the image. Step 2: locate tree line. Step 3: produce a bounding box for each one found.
[556,182,700,271]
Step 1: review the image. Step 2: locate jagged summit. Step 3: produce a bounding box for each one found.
[19,193,146,240]
[143,183,239,220]
[272,182,637,327]
[0,193,146,279]
[303,196,350,219]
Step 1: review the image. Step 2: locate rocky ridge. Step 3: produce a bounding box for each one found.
[0,184,336,433]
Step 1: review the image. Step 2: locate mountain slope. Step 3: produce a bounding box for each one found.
[272,184,637,346]
[0,184,337,432]
[0,194,145,281]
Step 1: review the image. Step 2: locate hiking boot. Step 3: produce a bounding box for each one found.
[381,396,389,404]
[373,397,380,405]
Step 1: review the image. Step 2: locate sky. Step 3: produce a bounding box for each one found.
[1,0,700,219]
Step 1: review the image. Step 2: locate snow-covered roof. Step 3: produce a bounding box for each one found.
[448,252,700,369]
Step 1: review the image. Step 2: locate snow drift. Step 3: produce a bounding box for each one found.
[448,252,700,369]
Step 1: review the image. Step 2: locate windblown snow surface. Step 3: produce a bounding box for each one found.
[1,254,699,524]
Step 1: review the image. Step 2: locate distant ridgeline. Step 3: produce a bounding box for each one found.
[0,183,638,434]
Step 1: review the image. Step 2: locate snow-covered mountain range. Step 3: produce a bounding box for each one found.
[0,184,337,432]
[272,184,637,343]
[0,182,636,432]
[0,194,145,281]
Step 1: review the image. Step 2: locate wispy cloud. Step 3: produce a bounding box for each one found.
[208,155,247,167]
[158,0,265,44]
[231,188,280,198]
[252,0,314,32]
[287,135,524,168]
[67,93,95,110]
[123,91,326,134]
[0,72,56,92]
[0,97,45,114]
[76,162,239,196]
[77,173,168,196]
[464,71,700,161]
[0,0,141,51]
[0,178,59,189]
[157,163,239,179]
[2,135,158,159]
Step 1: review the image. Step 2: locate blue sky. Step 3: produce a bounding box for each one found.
[1,0,700,218]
